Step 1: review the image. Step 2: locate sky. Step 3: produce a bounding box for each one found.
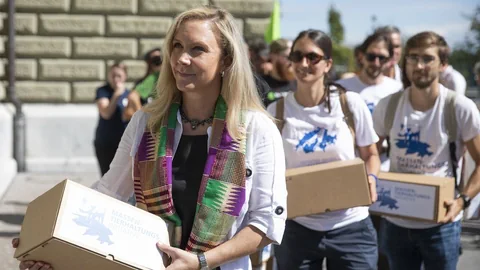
[280,0,478,48]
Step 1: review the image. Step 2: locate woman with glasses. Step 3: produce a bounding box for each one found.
[123,48,163,122]
[268,29,380,270]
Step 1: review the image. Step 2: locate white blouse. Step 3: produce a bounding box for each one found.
[95,109,287,270]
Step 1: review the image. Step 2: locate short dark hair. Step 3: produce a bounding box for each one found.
[110,62,128,76]
[269,38,291,54]
[401,31,450,88]
[359,32,394,59]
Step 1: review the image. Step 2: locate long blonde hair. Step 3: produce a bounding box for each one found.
[144,6,267,141]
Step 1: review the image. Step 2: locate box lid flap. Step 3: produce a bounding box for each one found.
[286,158,364,178]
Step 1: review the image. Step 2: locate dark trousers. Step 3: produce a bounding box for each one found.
[371,215,390,270]
[275,218,378,270]
[94,141,118,176]
[380,219,461,270]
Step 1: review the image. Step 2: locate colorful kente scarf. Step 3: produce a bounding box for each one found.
[133,96,247,253]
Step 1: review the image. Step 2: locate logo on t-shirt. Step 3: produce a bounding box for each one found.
[366,102,375,114]
[296,127,337,153]
[395,124,433,157]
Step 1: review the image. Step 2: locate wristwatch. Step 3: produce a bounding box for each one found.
[197,253,209,270]
[458,194,471,209]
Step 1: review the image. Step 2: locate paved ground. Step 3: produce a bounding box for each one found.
[1,173,479,269]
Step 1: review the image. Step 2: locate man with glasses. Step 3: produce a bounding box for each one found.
[262,38,296,106]
[375,26,403,82]
[372,31,480,270]
[337,31,402,270]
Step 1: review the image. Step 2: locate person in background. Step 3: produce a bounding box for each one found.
[373,31,480,270]
[375,26,403,82]
[262,38,296,107]
[270,29,380,270]
[475,62,480,88]
[122,48,163,122]
[94,62,130,176]
[247,37,272,76]
[440,63,467,95]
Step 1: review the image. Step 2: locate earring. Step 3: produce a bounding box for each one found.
[221,71,225,77]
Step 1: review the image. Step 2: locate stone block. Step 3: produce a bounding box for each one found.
[16,81,71,102]
[1,59,37,80]
[107,16,171,37]
[0,36,5,56]
[0,0,4,11]
[139,38,164,57]
[235,18,244,36]
[138,0,207,15]
[15,36,71,58]
[1,13,37,34]
[214,0,274,18]
[122,60,147,82]
[23,104,99,172]
[244,18,269,38]
[15,14,38,34]
[72,0,137,14]
[72,81,103,102]
[16,0,70,13]
[39,15,104,36]
[39,59,105,81]
[73,37,137,59]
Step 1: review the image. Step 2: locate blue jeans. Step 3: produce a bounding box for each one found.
[274,218,378,270]
[380,219,461,270]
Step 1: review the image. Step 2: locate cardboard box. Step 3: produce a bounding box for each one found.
[14,179,170,270]
[286,158,372,219]
[369,172,455,222]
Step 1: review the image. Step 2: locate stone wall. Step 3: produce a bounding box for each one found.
[0,0,273,103]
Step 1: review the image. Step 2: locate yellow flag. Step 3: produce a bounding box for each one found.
[264,0,281,44]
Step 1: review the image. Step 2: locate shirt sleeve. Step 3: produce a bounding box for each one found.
[95,86,110,101]
[93,111,142,201]
[347,92,379,147]
[246,113,287,244]
[456,96,480,142]
[266,101,277,117]
[372,95,390,138]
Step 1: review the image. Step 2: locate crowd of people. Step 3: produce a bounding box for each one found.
[11,4,480,270]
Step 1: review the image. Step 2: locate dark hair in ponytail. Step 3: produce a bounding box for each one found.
[292,29,346,113]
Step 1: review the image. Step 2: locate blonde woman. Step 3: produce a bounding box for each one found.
[12,6,287,270]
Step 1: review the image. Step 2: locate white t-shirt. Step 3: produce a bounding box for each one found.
[373,85,480,229]
[440,65,467,96]
[267,90,379,231]
[394,64,402,82]
[336,76,402,171]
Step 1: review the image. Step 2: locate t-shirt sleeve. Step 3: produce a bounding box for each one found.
[372,95,390,138]
[95,86,110,100]
[347,92,379,147]
[456,96,480,142]
[266,101,277,117]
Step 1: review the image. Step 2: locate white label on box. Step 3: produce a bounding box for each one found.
[55,184,168,270]
[369,179,437,220]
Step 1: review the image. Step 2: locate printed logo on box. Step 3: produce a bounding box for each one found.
[73,198,114,245]
[377,188,399,210]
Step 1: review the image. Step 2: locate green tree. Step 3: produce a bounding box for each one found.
[327,5,355,73]
[448,5,480,86]
[328,5,344,44]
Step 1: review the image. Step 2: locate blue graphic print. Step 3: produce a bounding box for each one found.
[377,188,399,210]
[395,124,433,157]
[366,102,375,114]
[73,203,114,245]
[296,127,337,153]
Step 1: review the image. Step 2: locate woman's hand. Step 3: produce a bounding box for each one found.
[156,242,199,270]
[12,238,52,270]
